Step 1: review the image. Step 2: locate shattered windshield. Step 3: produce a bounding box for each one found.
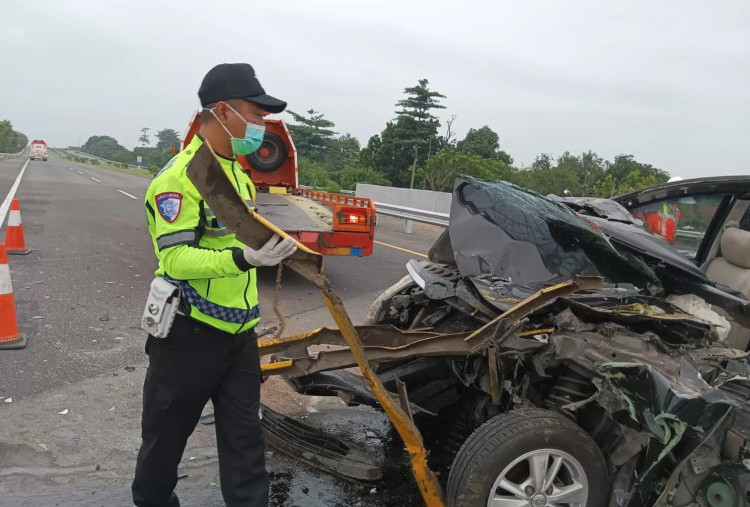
[449,177,660,289]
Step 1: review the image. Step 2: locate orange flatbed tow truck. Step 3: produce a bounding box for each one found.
[181,113,376,256]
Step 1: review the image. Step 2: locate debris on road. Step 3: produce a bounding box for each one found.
[58,409,68,415]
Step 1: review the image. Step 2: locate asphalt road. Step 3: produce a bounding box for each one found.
[0,152,443,506]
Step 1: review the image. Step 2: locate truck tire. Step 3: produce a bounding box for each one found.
[247,132,287,173]
[446,408,608,507]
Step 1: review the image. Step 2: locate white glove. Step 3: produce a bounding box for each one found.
[243,234,297,267]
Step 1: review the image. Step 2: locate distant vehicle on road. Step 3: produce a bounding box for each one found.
[29,140,47,161]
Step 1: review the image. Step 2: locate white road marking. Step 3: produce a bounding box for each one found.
[117,189,139,200]
[0,159,30,227]
[77,170,84,175]
[90,177,101,183]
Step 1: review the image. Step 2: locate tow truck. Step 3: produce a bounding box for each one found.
[181,113,376,256]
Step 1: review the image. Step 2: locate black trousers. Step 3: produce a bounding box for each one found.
[132,314,269,507]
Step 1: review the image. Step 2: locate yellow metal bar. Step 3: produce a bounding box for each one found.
[257,328,324,355]
[319,283,446,506]
[260,360,293,373]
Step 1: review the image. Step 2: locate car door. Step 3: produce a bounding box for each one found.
[613,176,750,268]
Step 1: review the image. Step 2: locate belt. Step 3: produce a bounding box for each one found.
[174,313,258,338]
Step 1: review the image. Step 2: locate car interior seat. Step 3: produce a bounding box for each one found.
[706,227,750,351]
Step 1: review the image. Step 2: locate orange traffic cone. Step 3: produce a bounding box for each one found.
[5,199,31,255]
[0,243,26,349]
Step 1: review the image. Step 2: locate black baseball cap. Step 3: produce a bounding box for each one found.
[198,63,287,114]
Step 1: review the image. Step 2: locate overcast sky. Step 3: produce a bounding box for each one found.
[2,0,748,177]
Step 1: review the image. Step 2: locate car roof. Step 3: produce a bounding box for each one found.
[615,176,750,208]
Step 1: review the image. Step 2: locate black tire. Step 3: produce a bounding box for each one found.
[447,408,608,507]
[247,132,287,173]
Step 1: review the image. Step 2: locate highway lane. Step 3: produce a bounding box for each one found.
[0,152,442,401]
[0,153,156,401]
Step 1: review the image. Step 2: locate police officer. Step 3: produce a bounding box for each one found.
[132,63,296,507]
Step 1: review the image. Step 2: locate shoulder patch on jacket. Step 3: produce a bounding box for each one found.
[156,192,182,223]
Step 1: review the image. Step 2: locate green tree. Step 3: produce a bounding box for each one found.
[0,120,28,153]
[606,154,669,186]
[155,128,180,150]
[298,156,335,189]
[287,109,336,162]
[81,135,135,164]
[516,164,582,196]
[0,120,12,152]
[592,169,663,198]
[15,132,28,151]
[368,79,447,187]
[419,151,515,192]
[530,153,553,172]
[139,127,151,147]
[551,151,606,196]
[134,147,174,171]
[455,126,513,164]
[323,133,361,177]
[339,166,391,190]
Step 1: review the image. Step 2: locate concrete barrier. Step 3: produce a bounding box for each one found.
[355,184,451,214]
[356,184,451,233]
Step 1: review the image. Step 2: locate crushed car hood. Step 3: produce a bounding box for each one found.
[448,177,750,326]
[449,177,658,288]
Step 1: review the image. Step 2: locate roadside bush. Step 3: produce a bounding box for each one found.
[323,181,342,194]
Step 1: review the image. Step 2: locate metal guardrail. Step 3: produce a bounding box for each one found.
[64,149,140,169]
[0,146,28,160]
[298,184,355,196]
[374,202,449,227]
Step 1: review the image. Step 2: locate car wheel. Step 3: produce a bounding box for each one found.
[447,408,608,507]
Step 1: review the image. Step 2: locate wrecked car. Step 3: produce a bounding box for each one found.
[266,176,750,506]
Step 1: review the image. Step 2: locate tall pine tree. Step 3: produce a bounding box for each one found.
[286,109,336,163]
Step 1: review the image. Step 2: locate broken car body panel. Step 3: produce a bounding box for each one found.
[277,176,750,506]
